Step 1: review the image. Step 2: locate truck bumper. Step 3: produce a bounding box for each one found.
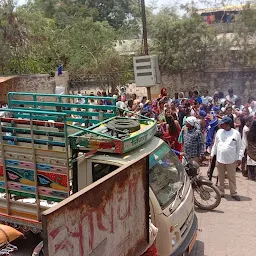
[171,215,198,256]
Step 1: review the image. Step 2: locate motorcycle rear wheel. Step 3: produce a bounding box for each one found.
[194,183,221,210]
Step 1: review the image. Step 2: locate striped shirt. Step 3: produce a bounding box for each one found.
[184,128,204,160]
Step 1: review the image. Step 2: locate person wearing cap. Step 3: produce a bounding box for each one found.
[211,116,243,201]
[182,116,204,163]
[226,88,238,105]
[198,110,207,129]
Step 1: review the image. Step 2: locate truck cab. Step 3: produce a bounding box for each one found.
[77,137,197,256]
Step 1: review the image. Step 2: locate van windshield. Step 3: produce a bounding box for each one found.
[149,143,185,209]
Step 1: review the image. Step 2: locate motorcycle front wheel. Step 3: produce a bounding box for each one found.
[193,182,221,210]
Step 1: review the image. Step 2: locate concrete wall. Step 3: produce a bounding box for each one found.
[153,69,256,102]
[1,69,255,104]
[69,69,256,103]
[16,74,56,94]
[55,71,69,95]
[0,77,19,104]
[0,72,72,104]
[0,74,56,104]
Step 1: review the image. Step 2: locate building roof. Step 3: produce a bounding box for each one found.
[198,4,256,14]
[0,76,17,84]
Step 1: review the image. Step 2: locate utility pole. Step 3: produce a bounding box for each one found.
[140,0,151,100]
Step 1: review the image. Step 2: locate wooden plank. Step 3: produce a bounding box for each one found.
[13,108,115,118]
[1,117,65,128]
[2,136,66,147]
[0,212,42,233]
[3,145,68,159]
[0,120,10,214]
[8,92,115,101]
[30,116,41,221]
[10,100,116,111]
[2,127,65,138]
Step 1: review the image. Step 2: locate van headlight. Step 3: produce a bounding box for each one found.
[171,236,177,247]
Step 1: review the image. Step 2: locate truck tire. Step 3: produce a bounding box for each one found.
[107,118,141,133]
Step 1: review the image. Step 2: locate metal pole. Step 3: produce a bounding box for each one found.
[141,0,151,100]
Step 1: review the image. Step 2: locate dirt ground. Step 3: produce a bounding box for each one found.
[190,167,255,256]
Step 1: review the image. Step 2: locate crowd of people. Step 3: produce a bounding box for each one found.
[1,88,255,202]
[108,87,256,201]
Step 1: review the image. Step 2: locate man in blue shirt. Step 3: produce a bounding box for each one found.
[193,90,202,104]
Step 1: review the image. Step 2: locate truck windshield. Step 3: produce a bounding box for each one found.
[149,143,185,209]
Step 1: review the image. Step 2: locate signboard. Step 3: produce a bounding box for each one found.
[42,155,149,256]
[133,55,161,87]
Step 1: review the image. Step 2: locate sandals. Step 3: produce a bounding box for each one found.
[0,243,18,255]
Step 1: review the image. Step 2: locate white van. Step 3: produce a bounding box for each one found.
[78,136,198,256]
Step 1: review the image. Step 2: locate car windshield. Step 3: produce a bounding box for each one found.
[149,143,185,209]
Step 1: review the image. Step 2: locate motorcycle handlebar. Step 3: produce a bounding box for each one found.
[171,149,189,165]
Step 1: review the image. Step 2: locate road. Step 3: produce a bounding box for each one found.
[11,233,41,256]
[190,167,256,256]
[7,167,256,256]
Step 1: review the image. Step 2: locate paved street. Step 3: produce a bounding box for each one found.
[11,233,41,256]
[191,167,256,256]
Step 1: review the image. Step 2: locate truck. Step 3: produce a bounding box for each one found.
[0,92,198,256]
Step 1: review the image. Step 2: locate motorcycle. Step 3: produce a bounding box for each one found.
[183,156,222,210]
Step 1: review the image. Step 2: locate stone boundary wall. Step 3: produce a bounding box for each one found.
[1,69,255,104]
[157,70,256,102]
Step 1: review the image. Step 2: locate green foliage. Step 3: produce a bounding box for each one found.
[32,0,140,30]
[1,0,256,81]
[149,8,216,73]
[0,0,137,86]
[232,4,256,67]
[149,3,256,73]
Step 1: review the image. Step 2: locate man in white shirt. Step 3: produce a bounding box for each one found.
[202,90,212,105]
[211,116,243,201]
[76,91,85,104]
[225,88,238,104]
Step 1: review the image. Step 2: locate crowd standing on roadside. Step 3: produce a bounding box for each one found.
[79,88,256,201]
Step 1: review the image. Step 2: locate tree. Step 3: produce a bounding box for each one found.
[0,0,134,88]
[0,0,31,74]
[149,7,216,73]
[148,1,256,74]
[31,0,140,30]
[232,4,256,67]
